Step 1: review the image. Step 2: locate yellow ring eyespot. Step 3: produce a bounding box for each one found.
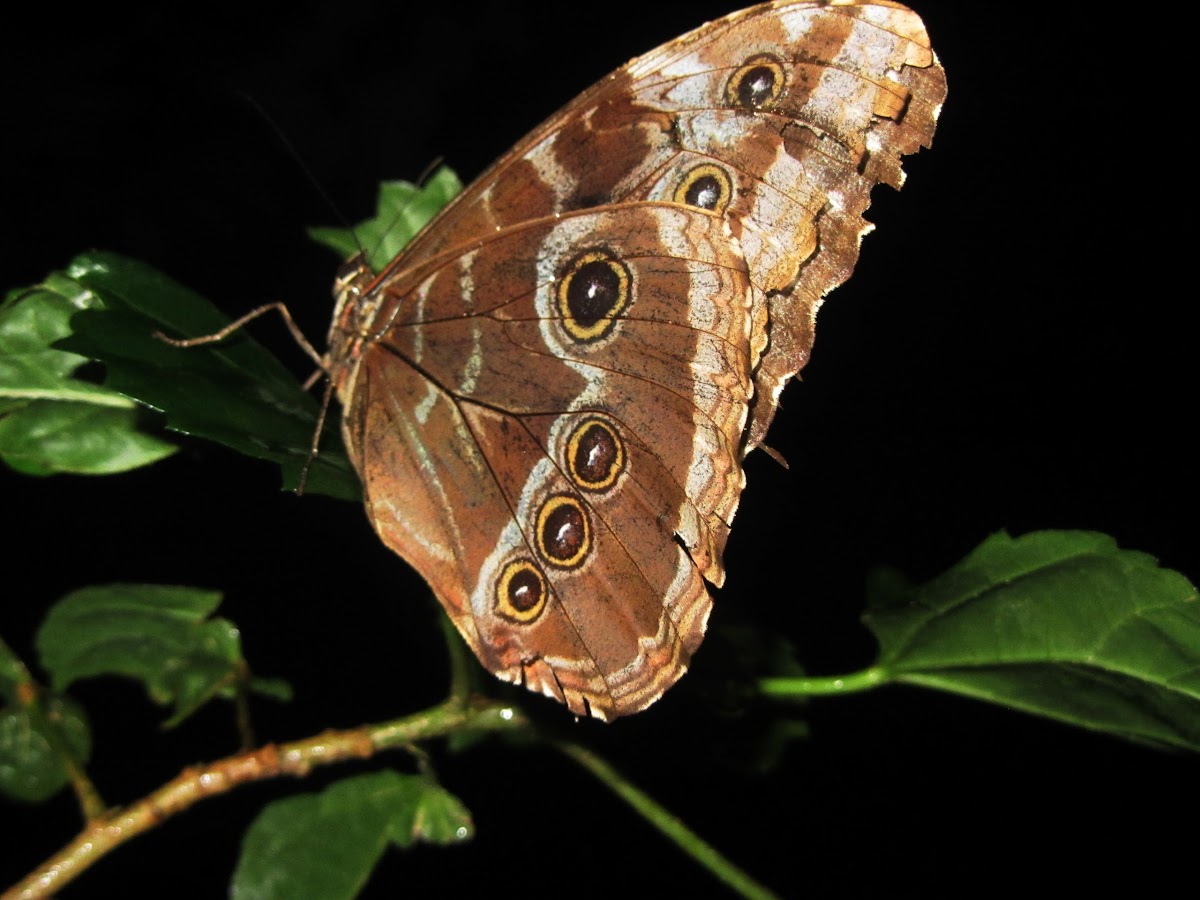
[556,250,631,343]
[495,559,548,623]
[566,416,625,493]
[725,55,786,110]
[673,164,734,215]
[535,494,591,569]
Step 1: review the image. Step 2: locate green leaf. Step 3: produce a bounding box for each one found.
[1,276,115,394]
[0,276,176,474]
[0,694,91,804]
[0,640,93,803]
[35,584,289,726]
[0,401,177,475]
[56,252,359,500]
[308,166,463,272]
[231,770,473,900]
[863,530,1200,750]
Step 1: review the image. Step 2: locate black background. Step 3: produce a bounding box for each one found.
[3,1,1195,896]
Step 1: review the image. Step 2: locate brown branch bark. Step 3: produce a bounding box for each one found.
[4,700,524,899]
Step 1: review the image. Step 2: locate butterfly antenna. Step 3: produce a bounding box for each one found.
[416,156,446,189]
[234,87,354,231]
[229,89,358,495]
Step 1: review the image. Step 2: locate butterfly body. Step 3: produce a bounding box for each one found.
[327,0,945,720]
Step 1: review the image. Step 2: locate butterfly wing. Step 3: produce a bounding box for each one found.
[330,0,945,718]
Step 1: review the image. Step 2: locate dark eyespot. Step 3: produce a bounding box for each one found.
[566,417,625,492]
[673,164,734,215]
[726,56,786,110]
[556,250,632,342]
[496,560,548,623]
[536,495,591,568]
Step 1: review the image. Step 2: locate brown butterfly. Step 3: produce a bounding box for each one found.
[325,0,945,720]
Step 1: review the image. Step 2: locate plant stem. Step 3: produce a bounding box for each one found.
[438,610,473,705]
[232,660,257,749]
[759,665,889,697]
[555,741,780,900]
[3,699,525,900]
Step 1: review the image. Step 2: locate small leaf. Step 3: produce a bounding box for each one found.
[0,694,91,804]
[864,530,1200,750]
[308,166,463,272]
[35,584,288,725]
[231,770,473,900]
[0,640,92,804]
[0,640,25,697]
[403,775,474,847]
[0,276,176,474]
[246,676,293,703]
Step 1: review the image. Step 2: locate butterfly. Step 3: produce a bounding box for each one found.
[325,0,945,720]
